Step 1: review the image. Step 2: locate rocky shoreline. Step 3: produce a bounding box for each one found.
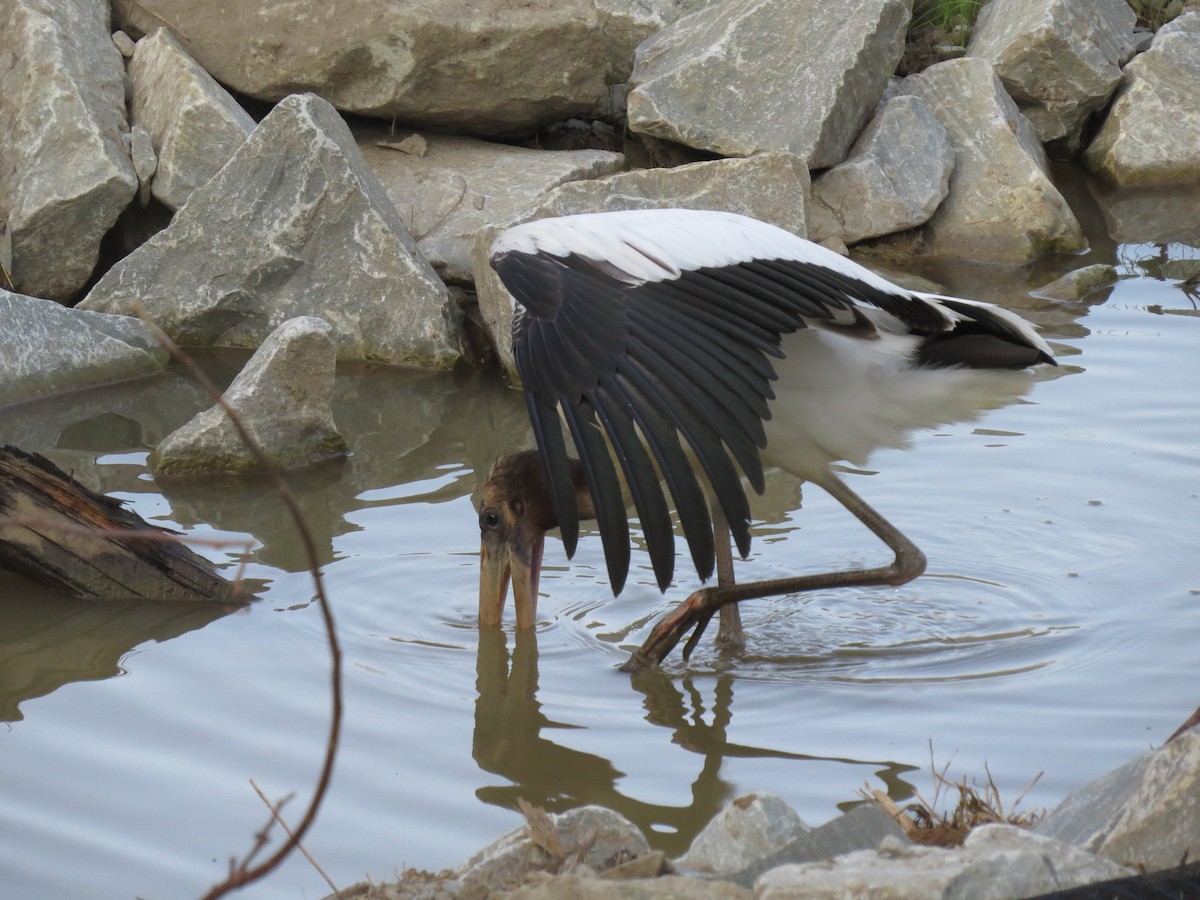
[2,0,1200,897]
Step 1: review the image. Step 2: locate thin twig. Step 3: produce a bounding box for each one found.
[250,779,338,894]
[123,310,343,900]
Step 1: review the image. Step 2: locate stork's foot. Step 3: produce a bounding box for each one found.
[619,588,721,673]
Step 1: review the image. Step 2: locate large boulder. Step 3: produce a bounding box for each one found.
[1084,12,1200,186]
[112,0,664,135]
[0,0,137,300]
[357,129,624,284]
[0,290,166,409]
[79,93,466,369]
[627,0,910,168]
[811,95,953,245]
[967,0,1136,150]
[151,317,346,476]
[471,152,811,382]
[127,28,256,211]
[888,57,1086,263]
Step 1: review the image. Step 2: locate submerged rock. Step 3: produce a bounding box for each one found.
[1032,265,1120,301]
[0,0,137,300]
[79,93,466,368]
[151,317,346,476]
[627,0,910,168]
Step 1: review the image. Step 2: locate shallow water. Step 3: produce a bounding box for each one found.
[2,176,1199,898]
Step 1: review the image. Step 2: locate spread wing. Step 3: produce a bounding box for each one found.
[489,208,1054,595]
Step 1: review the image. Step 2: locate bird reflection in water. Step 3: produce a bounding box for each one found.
[472,628,914,856]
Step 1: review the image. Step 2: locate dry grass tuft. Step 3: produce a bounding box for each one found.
[862,744,1045,847]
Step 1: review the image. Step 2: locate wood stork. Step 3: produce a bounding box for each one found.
[477,208,1055,670]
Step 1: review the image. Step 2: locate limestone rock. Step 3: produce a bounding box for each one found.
[80,93,465,369]
[112,1,643,135]
[755,825,1132,899]
[151,317,346,475]
[505,874,751,898]
[892,57,1086,263]
[0,0,137,300]
[1037,726,1200,872]
[455,805,651,893]
[627,0,910,168]
[967,0,1136,150]
[471,152,811,382]
[1084,12,1200,186]
[811,95,953,245]
[675,793,809,876]
[0,289,166,409]
[127,28,256,211]
[357,129,624,284]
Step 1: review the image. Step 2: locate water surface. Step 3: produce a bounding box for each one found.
[1,177,1198,898]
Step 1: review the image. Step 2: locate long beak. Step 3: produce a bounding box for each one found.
[479,534,543,629]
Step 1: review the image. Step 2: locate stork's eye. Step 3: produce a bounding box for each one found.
[480,508,501,531]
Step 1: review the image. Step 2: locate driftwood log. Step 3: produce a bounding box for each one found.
[0,445,240,603]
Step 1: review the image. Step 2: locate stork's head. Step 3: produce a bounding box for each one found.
[478,450,591,630]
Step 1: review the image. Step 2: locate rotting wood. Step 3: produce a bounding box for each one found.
[0,445,242,603]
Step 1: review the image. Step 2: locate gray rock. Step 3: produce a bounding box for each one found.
[357,129,624,284]
[754,825,1131,899]
[127,28,256,211]
[1084,12,1200,186]
[471,152,811,382]
[1037,726,1200,872]
[506,874,752,898]
[112,1,649,135]
[1032,265,1119,301]
[0,289,166,409]
[130,125,158,207]
[967,0,1136,150]
[675,793,809,877]
[455,805,651,893]
[811,95,953,245]
[151,317,346,475]
[111,29,136,58]
[80,93,466,369]
[891,57,1086,263]
[627,0,910,168]
[726,804,908,888]
[0,0,137,300]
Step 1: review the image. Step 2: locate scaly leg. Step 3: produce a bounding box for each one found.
[675,498,745,658]
[620,470,927,673]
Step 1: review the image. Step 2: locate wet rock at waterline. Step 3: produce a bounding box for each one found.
[881,57,1086,264]
[127,27,256,211]
[627,0,910,168]
[0,290,167,409]
[810,95,953,246]
[79,93,467,369]
[0,0,137,301]
[1036,725,1200,872]
[112,0,662,135]
[674,793,810,877]
[1085,12,1200,186]
[151,317,346,476]
[357,129,625,284]
[1032,265,1120,302]
[966,0,1136,152]
[471,152,812,383]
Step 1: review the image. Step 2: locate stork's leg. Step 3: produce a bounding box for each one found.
[677,499,745,658]
[620,471,927,672]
